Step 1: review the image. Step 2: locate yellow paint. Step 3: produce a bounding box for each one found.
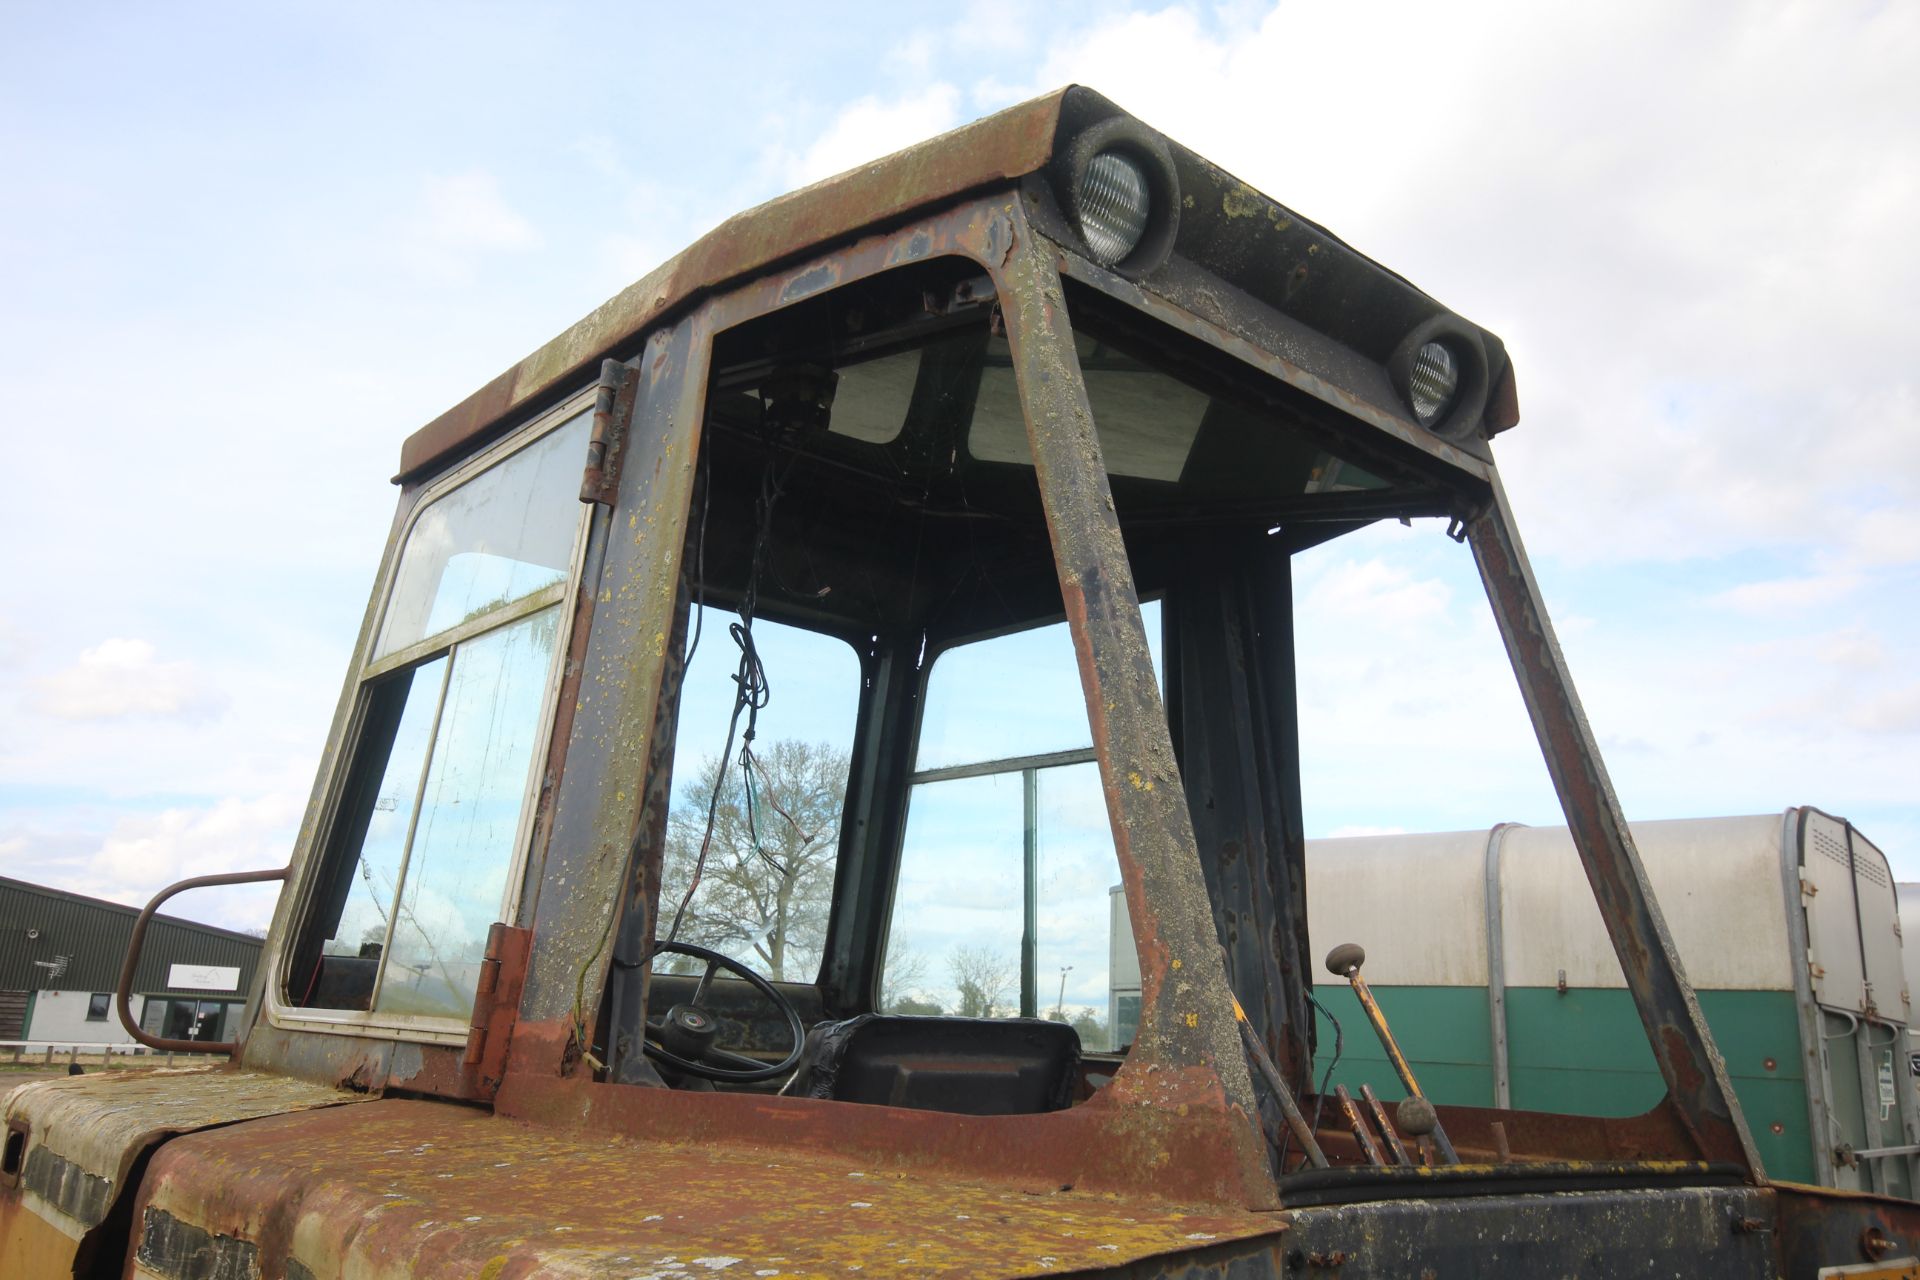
[1184,1013,1199,1028]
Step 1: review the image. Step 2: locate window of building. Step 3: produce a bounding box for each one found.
[85,992,110,1021]
[141,997,238,1043]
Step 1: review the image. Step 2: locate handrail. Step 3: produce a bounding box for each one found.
[114,865,291,1055]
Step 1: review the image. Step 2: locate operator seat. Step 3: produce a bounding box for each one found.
[788,1014,1080,1115]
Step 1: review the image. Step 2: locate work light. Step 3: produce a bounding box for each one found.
[1077,150,1152,267]
[1408,340,1460,428]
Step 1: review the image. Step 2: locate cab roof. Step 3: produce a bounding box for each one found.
[397,86,1513,484]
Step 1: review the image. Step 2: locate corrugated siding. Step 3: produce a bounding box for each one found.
[0,877,262,996]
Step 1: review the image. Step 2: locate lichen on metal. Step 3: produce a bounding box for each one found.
[135,1099,1285,1279]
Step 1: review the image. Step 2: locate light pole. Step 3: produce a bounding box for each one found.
[1054,965,1073,1019]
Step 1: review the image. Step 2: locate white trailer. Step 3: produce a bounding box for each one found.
[1303,808,1917,1193]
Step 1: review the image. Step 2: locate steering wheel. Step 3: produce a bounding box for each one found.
[641,940,806,1083]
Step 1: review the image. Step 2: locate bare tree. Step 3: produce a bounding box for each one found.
[1047,1005,1109,1050]
[659,739,847,981]
[880,935,938,1014]
[948,944,1016,1018]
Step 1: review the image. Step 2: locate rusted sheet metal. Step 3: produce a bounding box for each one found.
[993,203,1274,1208]
[396,91,1071,483]
[1773,1180,1920,1276]
[1276,1184,1776,1277]
[499,1070,1262,1208]
[131,1098,1286,1279]
[1052,252,1494,485]
[1165,542,1314,1090]
[507,312,713,1078]
[0,1066,367,1273]
[1409,1095,1715,1169]
[1466,468,1761,1178]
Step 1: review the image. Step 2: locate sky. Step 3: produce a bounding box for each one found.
[2,0,1915,960]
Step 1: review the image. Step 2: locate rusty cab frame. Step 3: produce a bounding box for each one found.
[9,85,1919,1278]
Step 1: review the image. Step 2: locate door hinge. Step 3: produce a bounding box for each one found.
[581,357,642,506]
[463,922,533,1098]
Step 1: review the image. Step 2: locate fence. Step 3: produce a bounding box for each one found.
[1,1040,223,1069]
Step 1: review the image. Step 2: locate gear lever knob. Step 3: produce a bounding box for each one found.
[1325,942,1366,978]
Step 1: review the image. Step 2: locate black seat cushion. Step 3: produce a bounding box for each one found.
[792,1014,1080,1115]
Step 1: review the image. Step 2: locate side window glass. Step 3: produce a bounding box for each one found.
[288,412,588,1021]
[883,605,1159,1050]
[654,608,859,982]
[375,418,587,658]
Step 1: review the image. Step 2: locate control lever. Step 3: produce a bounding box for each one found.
[1360,1083,1412,1165]
[1231,993,1328,1169]
[1325,942,1460,1164]
[1334,1085,1387,1165]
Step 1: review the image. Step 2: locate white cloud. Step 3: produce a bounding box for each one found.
[27,638,224,722]
[418,170,540,252]
[1818,627,1887,673]
[404,170,542,283]
[0,788,304,932]
[783,85,965,188]
[994,2,1920,572]
[1852,685,1920,736]
[87,793,301,929]
[1301,558,1451,624]
[1712,572,1864,613]
[0,617,27,668]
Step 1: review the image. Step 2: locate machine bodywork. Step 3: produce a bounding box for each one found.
[6,86,1919,1277]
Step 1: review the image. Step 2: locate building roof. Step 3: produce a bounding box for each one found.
[0,875,263,998]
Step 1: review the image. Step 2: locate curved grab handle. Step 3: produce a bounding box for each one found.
[115,865,290,1056]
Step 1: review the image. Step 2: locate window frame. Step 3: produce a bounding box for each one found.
[267,389,596,1045]
[85,992,110,1022]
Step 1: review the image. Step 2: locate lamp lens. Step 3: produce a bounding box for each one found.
[1078,150,1151,266]
[1409,341,1459,427]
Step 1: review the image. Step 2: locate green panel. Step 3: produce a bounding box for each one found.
[1310,986,1495,1107]
[1310,984,1817,1184]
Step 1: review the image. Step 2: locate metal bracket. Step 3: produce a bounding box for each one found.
[463,922,533,1099]
[580,357,643,506]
